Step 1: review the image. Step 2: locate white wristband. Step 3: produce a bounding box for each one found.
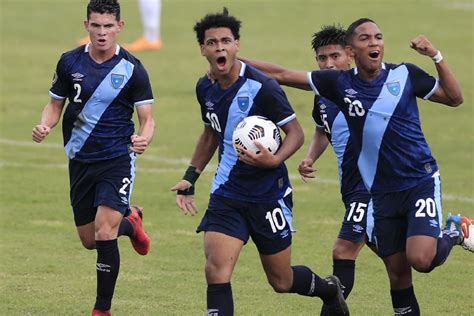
[432,50,443,64]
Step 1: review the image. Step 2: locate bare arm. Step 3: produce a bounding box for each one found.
[130,104,155,154]
[239,57,312,91]
[31,98,65,143]
[170,125,218,215]
[410,35,463,106]
[237,118,304,169]
[298,127,330,181]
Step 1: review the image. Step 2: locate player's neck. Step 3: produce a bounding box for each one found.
[88,45,117,64]
[216,60,241,90]
[356,64,382,82]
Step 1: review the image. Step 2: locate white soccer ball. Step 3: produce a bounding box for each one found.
[232,115,281,155]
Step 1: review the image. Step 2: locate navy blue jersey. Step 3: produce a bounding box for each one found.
[310,93,367,196]
[49,44,154,162]
[196,62,296,202]
[308,63,438,193]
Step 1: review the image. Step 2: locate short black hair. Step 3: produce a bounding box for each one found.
[87,0,121,21]
[311,24,346,54]
[193,7,242,45]
[345,18,376,44]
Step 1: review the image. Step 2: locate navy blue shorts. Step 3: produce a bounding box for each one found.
[197,193,294,255]
[69,153,136,226]
[339,191,374,243]
[372,173,443,257]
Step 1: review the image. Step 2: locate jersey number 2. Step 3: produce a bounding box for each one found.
[73,83,82,103]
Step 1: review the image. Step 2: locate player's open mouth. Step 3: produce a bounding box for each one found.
[369,51,380,59]
[217,56,227,68]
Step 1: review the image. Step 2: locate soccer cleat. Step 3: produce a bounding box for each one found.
[125,205,151,255]
[324,275,350,316]
[78,36,90,45]
[122,37,163,52]
[91,309,111,316]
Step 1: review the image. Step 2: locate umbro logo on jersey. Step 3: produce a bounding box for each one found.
[429,219,439,228]
[71,72,85,81]
[344,88,358,96]
[320,103,327,110]
[352,225,364,233]
[205,101,214,110]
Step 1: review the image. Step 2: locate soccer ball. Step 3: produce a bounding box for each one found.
[232,115,281,155]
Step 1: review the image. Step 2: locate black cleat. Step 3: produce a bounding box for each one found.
[324,275,349,316]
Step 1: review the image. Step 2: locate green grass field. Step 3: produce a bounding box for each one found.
[0,0,473,315]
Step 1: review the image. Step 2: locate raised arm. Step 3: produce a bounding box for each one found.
[410,35,463,106]
[239,56,312,91]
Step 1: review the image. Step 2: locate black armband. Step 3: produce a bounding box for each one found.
[182,165,201,185]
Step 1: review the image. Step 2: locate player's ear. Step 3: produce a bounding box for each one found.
[83,20,89,32]
[235,39,240,52]
[200,44,206,56]
[345,45,354,57]
[117,20,124,32]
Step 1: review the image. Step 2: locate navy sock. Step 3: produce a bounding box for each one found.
[428,231,458,271]
[391,286,420,316]
[94,239,120,311]
[332,259,355,299]
[118,217,134,237]
[207,283,233,316]
[289,265,336,302]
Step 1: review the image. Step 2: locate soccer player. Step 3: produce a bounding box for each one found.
[170,8,349,316]
[31,1,155,315]
[293,25,382,315]
[241,18,473,315]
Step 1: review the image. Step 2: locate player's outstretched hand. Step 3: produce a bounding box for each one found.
[410,35,437,58]
[170,180,198,216]
[32,124,51,143]
[298,158,316,183]
[236,142,279,169]
[130,134,149,154]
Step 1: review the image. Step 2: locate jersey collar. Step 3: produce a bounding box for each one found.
[84,43,120,55]
[353,62,386,75]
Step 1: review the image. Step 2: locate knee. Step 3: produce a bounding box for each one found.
[95,226,116,241]
[268,277,291,293]
[80,238,95,250]
[332,240,360,260]
[407,252,434,273]
[205,260,232,284]
[409,257,433,273]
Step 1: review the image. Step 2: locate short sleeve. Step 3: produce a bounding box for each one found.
[256,79,295,127]
[405,63,438,100]
[131,62,154,106]
[49,55,69,100]
[308,69,341,99]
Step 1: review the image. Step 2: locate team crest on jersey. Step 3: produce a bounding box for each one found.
[237,97,249,111]
[111,74,124,89]
[386,82,401,96]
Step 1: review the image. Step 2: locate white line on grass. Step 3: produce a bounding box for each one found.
[1,158,473,204]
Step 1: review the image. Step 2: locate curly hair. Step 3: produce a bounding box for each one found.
[193,7,242,45]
